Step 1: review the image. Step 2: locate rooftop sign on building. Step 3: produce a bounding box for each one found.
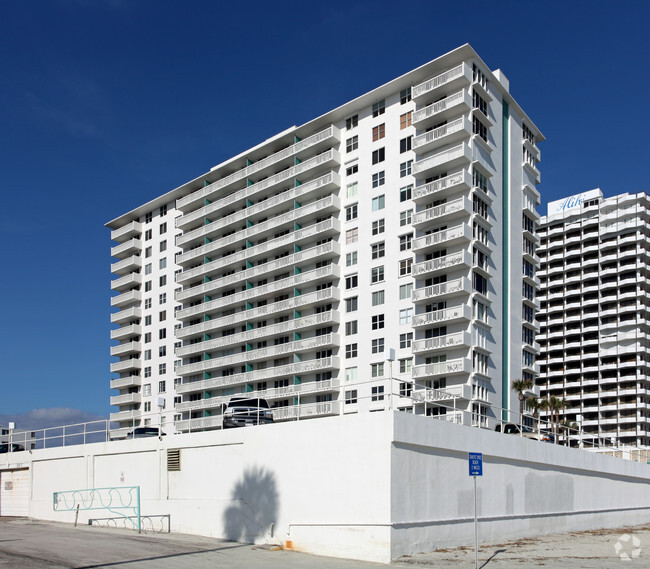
[547,188,602,217]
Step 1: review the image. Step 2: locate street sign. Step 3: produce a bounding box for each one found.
[469,452,483,476]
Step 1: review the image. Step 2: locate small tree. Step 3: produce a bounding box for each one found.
[512,378,533,425]
[526,395,541,432]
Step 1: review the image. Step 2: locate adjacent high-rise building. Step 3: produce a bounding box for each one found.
[107,44,543,437]
[537,189,650,448]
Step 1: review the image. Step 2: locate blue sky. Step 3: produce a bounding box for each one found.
[1,0,649,423]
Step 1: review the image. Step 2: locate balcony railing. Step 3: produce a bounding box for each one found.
[412,224,471,252]
[412,249,472,276]
[109,410,139,423]
[413,196,472,226]
[412,143,472,178]
[110,341,142,357]
[273,400,340,421]
[110,273,142,292]
[110,376,141,390]
[412,170,471,201]
[110,306,142,324]
[411,357,471,378]
[174,416,223,432]
[412,331,471,353]
[110,359,142,373]
[412,304,472,327]
[110,255,142,275]
[111,237,141,259]
[110,324,142,341]
[110,289,142,308]
[412,383,472,402]
[412,63,471,100]
[412,116,471,154]
[111,221,142,242]
[412,277,470,302]
[110,393,142,406]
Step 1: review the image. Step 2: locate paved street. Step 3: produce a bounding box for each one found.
[0,518,647,568]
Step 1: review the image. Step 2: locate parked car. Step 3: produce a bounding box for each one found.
[0,443,25,453]
[223,397,274,428]
[127,427,166,438]
[495,422,554,443]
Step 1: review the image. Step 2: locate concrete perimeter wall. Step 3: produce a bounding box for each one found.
[1,411,649,563]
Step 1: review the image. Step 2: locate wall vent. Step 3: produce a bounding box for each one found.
[167,449,181,471]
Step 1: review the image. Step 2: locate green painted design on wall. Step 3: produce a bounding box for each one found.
[247,158,253,166]
[247,179,253,187]
[501,99,510,420]
[204,333,211,341]
[246,343,253,352]
[294,200,301,209]
[294,266,301,275]
[204,179,210,187]
[294,332,301,341]
[294,135,300,143]
[246,301,253,310]
[293,375,301,384]
[246,383,253,392]
[294,288,301,297]
[204,391,211,399]
[293,353,302,363]
[246,363,253,372]
[294,179,302,187]
[204,372,211,380]
[294,222,301,230]
[294,310,301,319]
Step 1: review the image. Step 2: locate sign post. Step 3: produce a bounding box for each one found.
[469,452,483,569]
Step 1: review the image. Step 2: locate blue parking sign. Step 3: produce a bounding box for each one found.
[469,452,483,476]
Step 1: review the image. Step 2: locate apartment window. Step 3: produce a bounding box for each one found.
[399,258,413,276]
[399,185,412,202]
[144,349,151,361]
[144,332,151,344]
[158,310,166,322]
[372,195,385,211]
[158,363,166,376]
[158,380,166,393]
[400,111,412,129]
[346,114,358,130]
[372,148,385,164]
[345,389,358,404]
[346,203,358,221]
[346,343,358,358]
[473,247,489,270]
[473,271,488,294]
[473,89,488,116]
[473,350,488,375]
[372,123,385,141]
[473,194,488,218]
[371,266,385,283]
[473,299,488,322]
[372,314,385,329]
[159,346,166,357]
[372,219,385,235]
[145,212,153,223]
[399,136,412,153]
[523,349,535,367]
[160,204,168,217]
[371,363,384,378]
[371,242,385,259]
[399,358,412,374]
[160,240,167,252]
[159,222,167,235]
[522,326,534,345]
[159,329,166,340]
[399,332,413,348]
[345,274,358,289]
[346,228,359,244]
[473,168,488,193]
[143,383,151,396]
[159,275,167,286]
[346,182,358,198]
[371,385,385,401]
[143,401,151,412]
[346,321,358,335]
[372,171,385,187]
[473,221,489,245]
[346,135,359,153]
[144,229,152,241]
[346,367,358,382]
[372,100,385,117]
[400,87,412,104]
[144,263,152,275]
[346,297,358,312]
[399,233,413,251]
[473,63,488,89]
[400,160,413,178]
[144,246,152,258]
[346,164,358,176]
[473,115,488,142]
[159,293,166,304]
[159,258,167,270]
[400,382,412,397]
[399,308,413,324]
[143,366,151,378]
[144,299,152,310]
[372,290,385,306]
[372,338,384,354]
[399,283,413,300]
[400,209,413,226]
[523,260,535,278]
[522,304,534,323]
[523,282,535,301]
[522,213,535,234]
[346,251,358,267]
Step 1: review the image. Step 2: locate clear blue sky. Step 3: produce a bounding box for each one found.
[1,0,648,422]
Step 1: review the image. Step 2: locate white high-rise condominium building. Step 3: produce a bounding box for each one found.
[107,44,543,437]
[537,189,650,448]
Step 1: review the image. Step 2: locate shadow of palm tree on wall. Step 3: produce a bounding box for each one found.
[223,466,279,544]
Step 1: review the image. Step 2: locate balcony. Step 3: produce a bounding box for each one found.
[412,169,471,204]
[175,416,223,432]
[111,220,142,242]
[412,304,472,328]
[110,273,142,292]
[412,224,472,253]
[412,249,472,277]
[412,63,472,102]
[412,142,472,179]
[110,376,141,390]
[110,393,142,406]
[413,383,472,402]
[412,357,472,379]
[413,116,472,155]
[109,410,139,423]
[111,323,142,341]
[412,277,471,303]
[110,255,142,275]
[412,89,472,129]
[110,341,142,357]
[110,289,142,308]
[177,126,339,212]
[111,237,141,259]
[110,359,142,373]
[413,196,473,227]
[110,306,142,324]
[412,331,471,354]
[273,400,341,421]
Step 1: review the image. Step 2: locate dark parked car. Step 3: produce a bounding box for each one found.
[0,443,25,453]
[223,397,274,428]
[495,422,554,443]
[127,427,166,438]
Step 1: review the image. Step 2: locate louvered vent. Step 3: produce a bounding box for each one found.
[167,449,181,471]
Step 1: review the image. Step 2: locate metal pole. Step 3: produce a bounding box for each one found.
[474,474,478,569]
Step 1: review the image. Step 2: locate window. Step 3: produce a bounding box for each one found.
[346,204,358,221]
[399,233,413,251]
[346,321,358,335]
[473,194,488,218]
[160,204,167,217]
[346,115,358,130]
[372,171,385,187]
[144,401,151,412]
[143,366,151,378]
[399,332,413,349]
[346,182,358,199]
[522,304,534,323]
[159,258,167,270]
[371,385,385,401]
[372,314,385,329]
[473,221,489,245]
[371,363,384,377]
[473,271,488,294]
[345,389,358,404]
[345,274,358,289]
[399,283,413,300]
[145,246,152,258]
[346,297,358,312]
[145,281,152,292]
[159,222,167,235]
[523,282,535,301]
[159,328,166,339]
[522,326,534,345]
[372,290,385,306]
[372,219,385,235]
[473,168,488,193]
[159,310,166,322]
[473,89,488,116]
[346,252,358,267]
[399,185,412,202]
[346,343,358,358]
[371,338,384,354]
[399,358,412,374]
[345,367,358,382]
[145,212,153,223]
[473,247,489,270]
[399,308,413,324]
[160,240,167,252]
[399,258,413,276]
[473,115,488,142]
[346,163,359,176]
[145,263,152,275]
[400,209,413,226]
[473,299,488,322]
[346,228,359,244]
[372,123,385,141]
[371,266,385,283]
[400,161,413,178]
[400,111,412,129]
[372,100,385,117]
[346,135,358,152]
[372,148,385,164]
[371,242,385,259]
[473,350,488,375]
[523,349,535,367]
[400,137,412,153]
[144,332,151,343]
[523,260,535,278]
[159,293,166,304]
[144,229,152,240]
[159,362,167,375]
[400,87,412,104]
[143,383,151,396]
[522,213,535,234]
[372,195,385,211]
[159,380,167,393]
[159,275,167,286]
[473,63,488,89]
[159,346,166,357]
[144,299,152,310]
[400,382,412,397]
[144,349,151,360]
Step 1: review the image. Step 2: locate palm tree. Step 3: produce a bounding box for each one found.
[538,398,550,436]
[548,397,568,443]
[526,395,541,432]
[512,378,533,425]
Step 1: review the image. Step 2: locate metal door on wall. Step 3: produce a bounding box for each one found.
[0,469,30,517]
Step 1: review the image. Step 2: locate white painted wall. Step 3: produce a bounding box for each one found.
[1,411,649,563]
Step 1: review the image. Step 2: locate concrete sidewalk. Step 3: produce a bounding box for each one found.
[0,518,648,568]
